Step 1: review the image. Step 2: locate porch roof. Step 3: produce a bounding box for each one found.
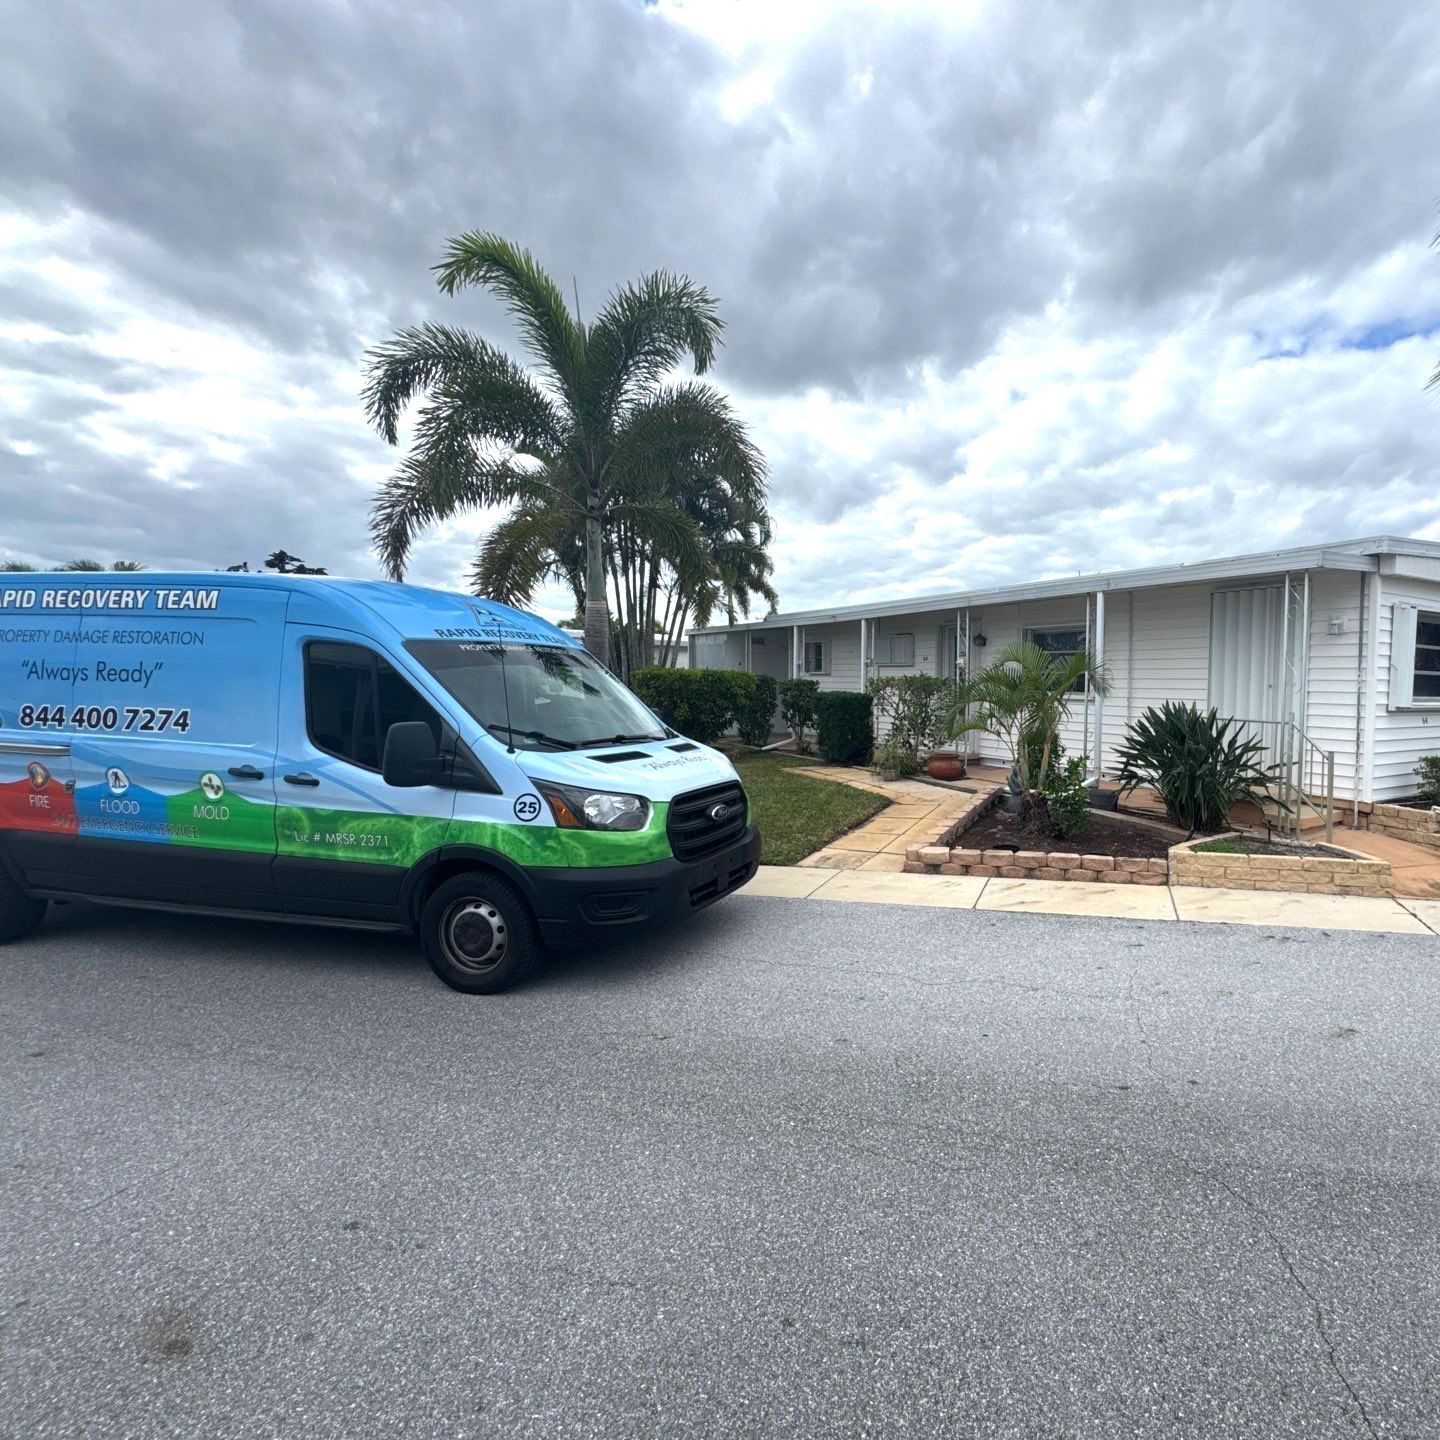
[694,534,1440,634]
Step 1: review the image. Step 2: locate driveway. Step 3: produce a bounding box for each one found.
[3,895,1438,1438]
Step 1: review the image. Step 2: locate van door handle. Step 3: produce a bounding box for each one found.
[228,765,265,780]
[283,772,321,787]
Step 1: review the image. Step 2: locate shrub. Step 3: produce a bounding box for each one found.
[779,678,820,745]
[945,640,1107,792]
[1418,755,1440,806]
[1114,701,1281,835]
[630,667,754,745]
[815,690,873,765]
[867,675,952,762]
[735,673,779,747]
[1039,756,1090,840]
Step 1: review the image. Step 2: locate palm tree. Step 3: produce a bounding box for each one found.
[59,560,147,571]
[472,432,776,679]
[1,562,36,572]
[363,232,768,669]
[944,641,1109,798]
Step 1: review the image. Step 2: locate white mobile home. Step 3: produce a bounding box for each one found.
[690,535,1440,814]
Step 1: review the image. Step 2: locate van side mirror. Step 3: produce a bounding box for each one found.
[381,721,440,787]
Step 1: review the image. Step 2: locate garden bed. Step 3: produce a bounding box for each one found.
[961,810,1176,860]
[1191,835,1354,859]
[1170,833,1392,896]
[904,807,1173,884]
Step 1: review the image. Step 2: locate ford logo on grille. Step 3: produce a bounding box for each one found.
[709,801,739,822]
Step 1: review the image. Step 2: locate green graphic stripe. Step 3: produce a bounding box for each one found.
[166,788,276,854]
[273,801,674,869]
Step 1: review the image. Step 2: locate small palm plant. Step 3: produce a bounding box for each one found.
[1113,702,1282,835]
[943,641,1108,821]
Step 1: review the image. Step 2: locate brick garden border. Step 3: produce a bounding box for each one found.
[902,794,1397,895]
[1169,834,1393,896]
[902,790,1169,885]
[1367,802,1440,853]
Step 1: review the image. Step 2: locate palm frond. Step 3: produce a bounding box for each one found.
[469,504,579,606]
[587,272,724,418]
[370,452,529,580]
[609,382,766,501]
[431,232,587,400]
[361,323,561,448]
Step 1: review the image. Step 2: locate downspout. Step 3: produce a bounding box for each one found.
[1081,594,1091,767]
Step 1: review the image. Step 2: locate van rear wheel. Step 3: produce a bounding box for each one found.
[420,872,538,994]
[0,869,46,944]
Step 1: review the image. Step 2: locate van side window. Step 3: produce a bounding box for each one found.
[306,642,444,772]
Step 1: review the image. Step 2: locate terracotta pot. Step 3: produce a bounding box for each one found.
[926,753,967,781]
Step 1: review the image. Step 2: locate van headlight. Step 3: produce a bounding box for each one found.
[536,782,651,832]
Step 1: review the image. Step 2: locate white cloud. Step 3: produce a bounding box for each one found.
[0,0,1437,614]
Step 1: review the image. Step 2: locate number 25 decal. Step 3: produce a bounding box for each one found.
[513,794,542,822]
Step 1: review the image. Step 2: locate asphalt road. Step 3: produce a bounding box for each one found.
[3,893,1439,1439]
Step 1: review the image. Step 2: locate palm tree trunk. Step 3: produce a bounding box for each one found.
[583,497,611,670]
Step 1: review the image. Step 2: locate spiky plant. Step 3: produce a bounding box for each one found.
[1113,702,1283,835]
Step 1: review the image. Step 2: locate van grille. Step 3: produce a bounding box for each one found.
[667,782,748,861]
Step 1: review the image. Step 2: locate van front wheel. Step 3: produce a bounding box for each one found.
[0,869,46,944]
[420,872,538,994]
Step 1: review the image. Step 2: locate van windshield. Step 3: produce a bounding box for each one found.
[406,641,667,752]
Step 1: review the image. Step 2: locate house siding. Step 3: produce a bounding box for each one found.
[1302,570,1364,804]
[1372,575,1440,800]
[687,550,1440,804]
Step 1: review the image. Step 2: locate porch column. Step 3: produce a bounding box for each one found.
[1091,589,1106,780]
[858,617,868,687]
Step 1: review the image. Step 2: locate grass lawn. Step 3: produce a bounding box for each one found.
[730,750,888,865]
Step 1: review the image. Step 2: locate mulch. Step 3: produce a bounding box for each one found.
[960,809,1177,861]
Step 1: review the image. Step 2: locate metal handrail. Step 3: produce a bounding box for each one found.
[1230,717,1336,842]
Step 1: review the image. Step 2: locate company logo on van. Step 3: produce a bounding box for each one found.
[709,801,740,822]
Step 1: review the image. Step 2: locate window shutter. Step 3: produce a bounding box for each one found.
[1391,603,1417,709]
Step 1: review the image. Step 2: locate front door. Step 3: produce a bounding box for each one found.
[272,628,457,922]
[1208,586,1290,772]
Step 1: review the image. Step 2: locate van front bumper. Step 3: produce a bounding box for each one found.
[529,824,761,948]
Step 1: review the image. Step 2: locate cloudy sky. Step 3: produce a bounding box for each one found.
[3,0,1438,621]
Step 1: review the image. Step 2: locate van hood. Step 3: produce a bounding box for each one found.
[516,739,740,802]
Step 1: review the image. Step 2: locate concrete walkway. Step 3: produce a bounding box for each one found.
[1333,825,1440,898]
[745,864,1440,935]
[790,766,990,872]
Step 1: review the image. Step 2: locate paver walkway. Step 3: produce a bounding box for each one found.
[790,766,993,872]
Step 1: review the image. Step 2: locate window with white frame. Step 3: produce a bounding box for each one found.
[1417,614,1440,699]
[882,632,915,667]
[1026,626,1088,693]
[803,639,830,675]
[1392,606,1440,706]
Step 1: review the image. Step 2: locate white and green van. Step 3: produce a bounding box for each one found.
[0,574,759,991]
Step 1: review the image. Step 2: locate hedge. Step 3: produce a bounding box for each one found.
[630,666,757,745]
[815,690,874,765]
[735,673,779,746]
[779,678,820,742]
